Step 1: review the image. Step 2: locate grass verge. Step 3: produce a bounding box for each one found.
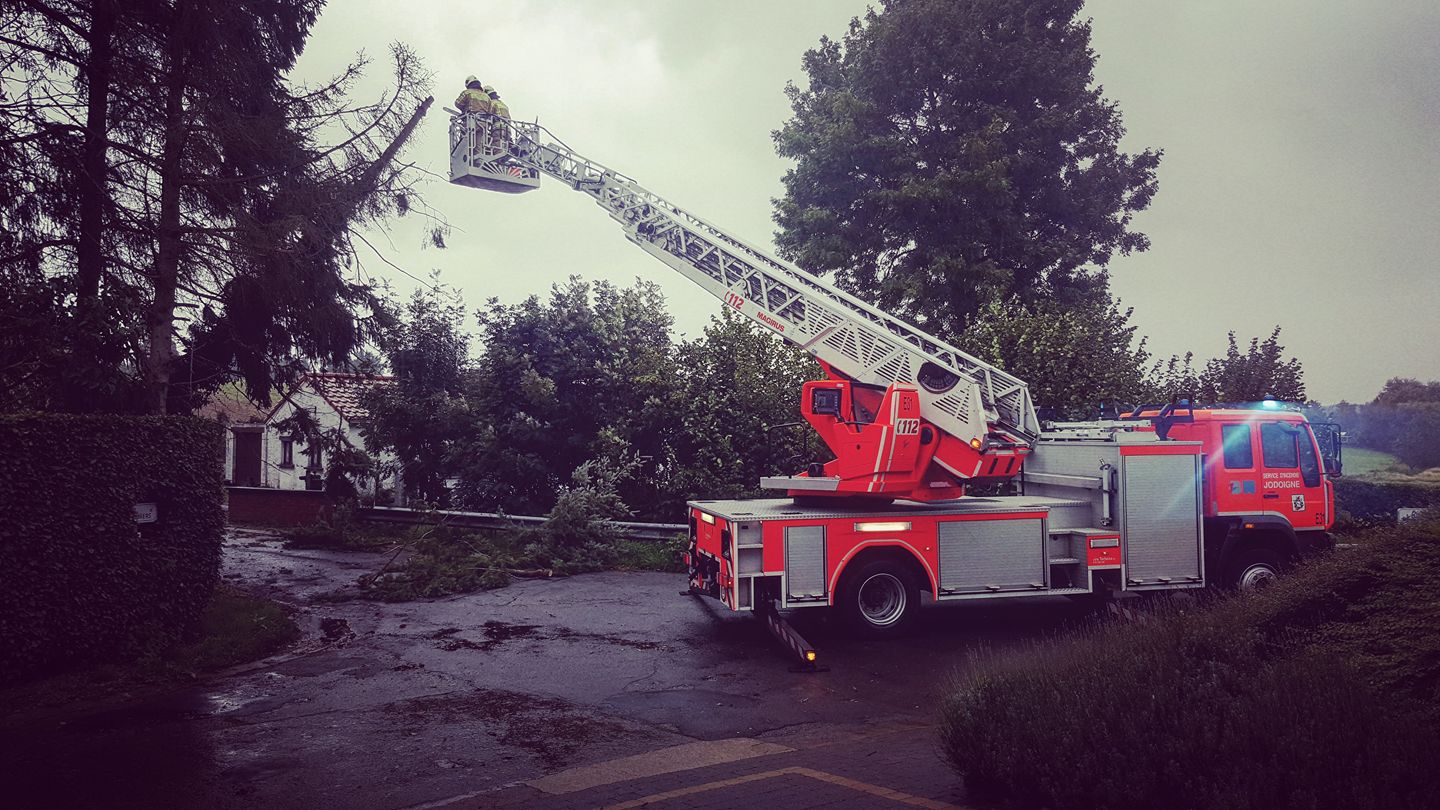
[940,514,1440,810]
[0,584,299,716]
[167,584,301,671]
[1342,446,1413,477]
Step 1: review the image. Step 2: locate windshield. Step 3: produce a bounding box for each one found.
[851,383,886,425]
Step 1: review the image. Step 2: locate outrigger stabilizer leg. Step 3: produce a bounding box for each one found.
[757,599,824,673]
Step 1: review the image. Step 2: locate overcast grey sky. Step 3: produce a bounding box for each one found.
[293,0,1440,404]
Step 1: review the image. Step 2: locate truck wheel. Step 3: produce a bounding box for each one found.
[1225,547,1284,591]
[838,559,919,637]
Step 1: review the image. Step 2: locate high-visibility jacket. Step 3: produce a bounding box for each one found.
[455,88,493,115]
[490,97,510,119]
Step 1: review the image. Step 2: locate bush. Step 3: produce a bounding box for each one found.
[1334,477,1440,525]
[361,526,519,600]
[616,535,687,572]
[940,517,1440,810]
[283,503,399,551]
[357,454,678,600]
[0,415,225,683]
[519,452,641,575]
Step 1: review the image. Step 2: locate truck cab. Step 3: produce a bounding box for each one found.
[1131,402,1342,588]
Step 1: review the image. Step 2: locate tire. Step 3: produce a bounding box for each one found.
[1224,547,1284,591]
[837,558,920,637]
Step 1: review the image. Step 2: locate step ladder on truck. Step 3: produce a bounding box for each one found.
[446,111,1343,668]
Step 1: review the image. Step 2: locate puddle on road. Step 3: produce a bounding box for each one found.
[550,627,668,651]
[481,620,542,645]
[427,621,669,654]
[429,621,541,652]
[388,687,638,770]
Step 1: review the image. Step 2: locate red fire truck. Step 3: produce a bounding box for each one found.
[447,112,1342,652]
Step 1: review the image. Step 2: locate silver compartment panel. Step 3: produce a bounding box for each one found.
[784,526,827,600]
[938,518,1045,594]
[1122,454,1203,585]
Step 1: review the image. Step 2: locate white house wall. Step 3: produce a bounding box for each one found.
[261,387,398,497]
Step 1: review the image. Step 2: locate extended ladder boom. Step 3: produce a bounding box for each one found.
[449,113,1038,453]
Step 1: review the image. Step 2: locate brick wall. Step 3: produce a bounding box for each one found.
[226,486,335,526]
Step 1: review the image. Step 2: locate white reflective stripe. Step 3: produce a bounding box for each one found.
[878,396,904,486]
[827,538,937,600]
[1216,510,1327,529]
[868,426,889,492]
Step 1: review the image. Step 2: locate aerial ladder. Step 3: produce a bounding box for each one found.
[445,111,1338,651]
[448,112,1039,502]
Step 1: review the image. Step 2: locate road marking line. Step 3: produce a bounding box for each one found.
[526,737,792,795]
[600,765,965,809]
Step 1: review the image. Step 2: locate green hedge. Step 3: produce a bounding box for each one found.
[939,517,1440,810]
[0,415,224,683]
[1334,477,1440,523]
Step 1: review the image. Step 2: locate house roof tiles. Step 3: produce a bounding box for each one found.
[304,372,396,422]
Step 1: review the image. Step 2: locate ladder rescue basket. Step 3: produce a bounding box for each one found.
[448,112,540,193]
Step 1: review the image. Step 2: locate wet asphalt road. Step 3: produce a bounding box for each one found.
[1,529,1099,809]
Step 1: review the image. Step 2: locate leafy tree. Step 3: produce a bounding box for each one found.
[1335,379,1440,470]
[1151,327,1306,404]
[1387,405,1440,471]
[1199,328,1306,403]
[0,0,436,414]
[1373,378,1440,407]
[523,451,645,574]
[960,295,1152,415]
[773,0,1161,338]
[657,311,822,515]
[362,279,823,520]
[452,278,679,516]
[362,280,473,506]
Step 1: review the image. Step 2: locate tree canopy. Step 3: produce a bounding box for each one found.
[1327,378,1440,471]
[358,280,821,520]
[773,0,1161,337]
[1151,327,1307,405]
[961,294,1153,415]
[0,0,435,414]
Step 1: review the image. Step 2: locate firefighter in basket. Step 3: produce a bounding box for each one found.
[455,75,494,158]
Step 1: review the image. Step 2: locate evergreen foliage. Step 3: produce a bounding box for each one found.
[0,414,224,683]
[773,0,1161,337]
[0,0,436,415]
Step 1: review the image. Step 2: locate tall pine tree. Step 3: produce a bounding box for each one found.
[0,0,435,413]
[773,0,1161,338]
